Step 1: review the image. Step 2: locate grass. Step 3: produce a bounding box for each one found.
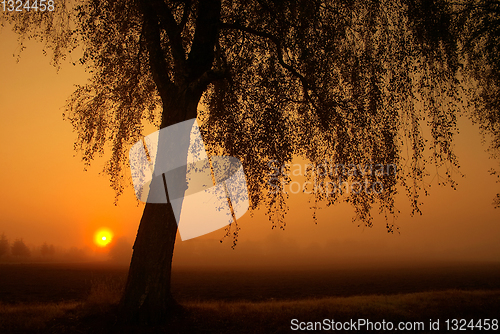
[0,275,125,333]
[0,301,81,332]
[1,284,498,333]
[178,290,500,333]
[0,269,499,333]
[86,275,125,307]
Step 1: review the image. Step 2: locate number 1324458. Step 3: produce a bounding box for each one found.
[2,0,55,12]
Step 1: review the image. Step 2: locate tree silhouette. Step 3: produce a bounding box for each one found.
[3,0,499,324]
[0,234,9,258]
[457,0,500,206]
[11,239,31,258]
[40,242,55,257]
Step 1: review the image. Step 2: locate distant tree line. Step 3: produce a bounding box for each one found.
[11,239,31,257]
[0,233,132,264]
[0,233,57,260]
[0,233,8,258]
[40,242,56,257]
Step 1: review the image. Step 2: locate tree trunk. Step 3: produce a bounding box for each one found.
[119,91,200,324]
[119,202,180,324]
[119,0,221,323]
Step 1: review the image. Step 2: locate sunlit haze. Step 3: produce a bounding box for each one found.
[1,28,499,268]
[94,228,113,247]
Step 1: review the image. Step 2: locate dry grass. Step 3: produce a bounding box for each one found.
[177,290,500,333]
[1,279,499,333]
[86,275,125,307]
[0,301,81,332]
[187,289,499,317]
[0,275,124,333]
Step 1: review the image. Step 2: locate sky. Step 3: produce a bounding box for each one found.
[1,27,499,267]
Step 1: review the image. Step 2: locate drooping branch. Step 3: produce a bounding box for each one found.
[219,21,347,128]
[219,22,311,102]
[178,0,192,32]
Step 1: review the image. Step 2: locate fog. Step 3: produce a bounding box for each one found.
[1,29,499,271]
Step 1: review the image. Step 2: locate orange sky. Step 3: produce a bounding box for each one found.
[1,28,499,266]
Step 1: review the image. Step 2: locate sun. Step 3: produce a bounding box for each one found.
[94,228,113,247]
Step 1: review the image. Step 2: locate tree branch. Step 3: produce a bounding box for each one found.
[219,22,312,102]
[139,0,175,101]
[187,0,222,81]
[189,67,228,96]
[178,0,192,32]
[148,0,188,83]
[220,21,349,128]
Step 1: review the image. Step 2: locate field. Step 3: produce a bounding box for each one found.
[0,262,499,333]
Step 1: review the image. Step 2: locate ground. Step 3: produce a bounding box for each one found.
[0,262,499,333]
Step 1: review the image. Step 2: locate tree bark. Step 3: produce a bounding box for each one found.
[119,202,180,324]
[119,92,202,324]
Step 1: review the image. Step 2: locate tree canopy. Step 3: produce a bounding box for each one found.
[3,0,499,233]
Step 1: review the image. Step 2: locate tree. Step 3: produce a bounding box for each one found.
[3,0,499,324]
[11,239,31,258]
[40,242,55,257]
[0,234,9,258]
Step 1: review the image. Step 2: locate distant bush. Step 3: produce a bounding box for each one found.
[40,243,55,257]
[0,234,8,258]
[11,239,30,257]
